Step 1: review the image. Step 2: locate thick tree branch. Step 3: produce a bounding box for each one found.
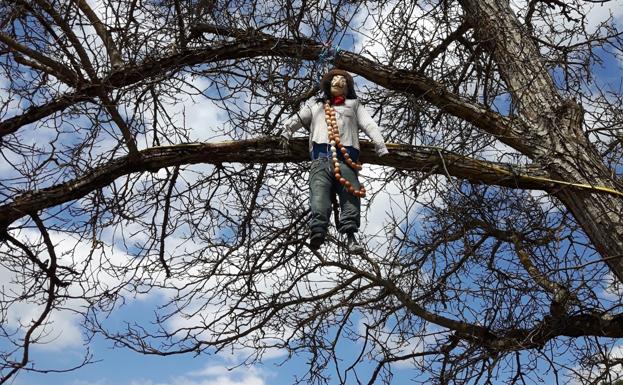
[193,23,530,153]
[335,53,528,152]
[0,31,78,85]
[0,137,551,233]
[460,0,561,125]
[329,259,623,354]
[30,0,98,80]
[511,234,574,318]
[72,0,123,69]
[0,92,93,137]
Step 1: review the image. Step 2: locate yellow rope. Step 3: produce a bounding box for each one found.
[502,172,623,198]
[384,143,623,199]
[470,154,623,198]
[165,141,623,199]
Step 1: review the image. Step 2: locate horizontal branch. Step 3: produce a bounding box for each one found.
[2,33,316,137]
[0,137,551,232]
[481,311,623,351]
[334,260,623,354]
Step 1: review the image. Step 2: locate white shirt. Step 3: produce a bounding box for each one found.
[281,99,389,156]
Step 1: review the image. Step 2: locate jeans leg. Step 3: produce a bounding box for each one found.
[336,161,361,234]
[309,158,333,237]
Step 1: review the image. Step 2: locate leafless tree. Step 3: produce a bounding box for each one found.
[1,0,623,384]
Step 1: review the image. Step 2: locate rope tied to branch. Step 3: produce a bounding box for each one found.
[314,41,341,84]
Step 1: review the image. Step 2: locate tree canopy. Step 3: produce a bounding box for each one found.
[1,0,623,384]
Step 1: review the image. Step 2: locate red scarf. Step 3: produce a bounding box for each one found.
[331,95,345,105]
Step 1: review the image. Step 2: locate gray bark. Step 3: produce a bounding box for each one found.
[460,0,623,281]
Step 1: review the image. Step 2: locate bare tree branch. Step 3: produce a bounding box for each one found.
[72,0,124,69]
[0,138,554,233]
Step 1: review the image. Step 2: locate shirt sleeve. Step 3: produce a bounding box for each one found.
[281,102,313,139]
[356,102,389,156]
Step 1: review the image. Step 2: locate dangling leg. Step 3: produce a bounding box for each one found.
[308,158,333,250]
[336,161,364,254]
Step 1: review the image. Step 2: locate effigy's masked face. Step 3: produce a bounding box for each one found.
[330,75,347,97]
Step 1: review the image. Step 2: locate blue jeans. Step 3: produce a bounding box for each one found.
[309,157,361,237]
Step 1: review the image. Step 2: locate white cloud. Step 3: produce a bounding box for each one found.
[72,380,110,385]
[510,0,623,27]
[351,1,411,59]
[584,1,623,30]
[0,265,84,352]
[569,343,623,385]
[360,165,420,251]
[0,228,136,352]
[355,315,443,370]
[129,75,228,149]
[129,365,268,385]
[600,273,623,304]
[175,79,228,143]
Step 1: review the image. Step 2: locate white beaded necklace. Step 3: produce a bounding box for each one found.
[324,101,366,198]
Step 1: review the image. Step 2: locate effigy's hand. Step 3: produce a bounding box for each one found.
[377,146,389,157]
[280,135,290,155]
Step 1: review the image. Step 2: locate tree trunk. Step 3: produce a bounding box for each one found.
[459,0,623,281]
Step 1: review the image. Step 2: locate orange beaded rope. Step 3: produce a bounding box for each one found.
[324,101,366,198]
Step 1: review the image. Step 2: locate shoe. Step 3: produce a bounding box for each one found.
[346,233,364,255]
[309,233,325,250]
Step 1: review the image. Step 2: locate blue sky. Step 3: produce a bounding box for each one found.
[3,1,623,385]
